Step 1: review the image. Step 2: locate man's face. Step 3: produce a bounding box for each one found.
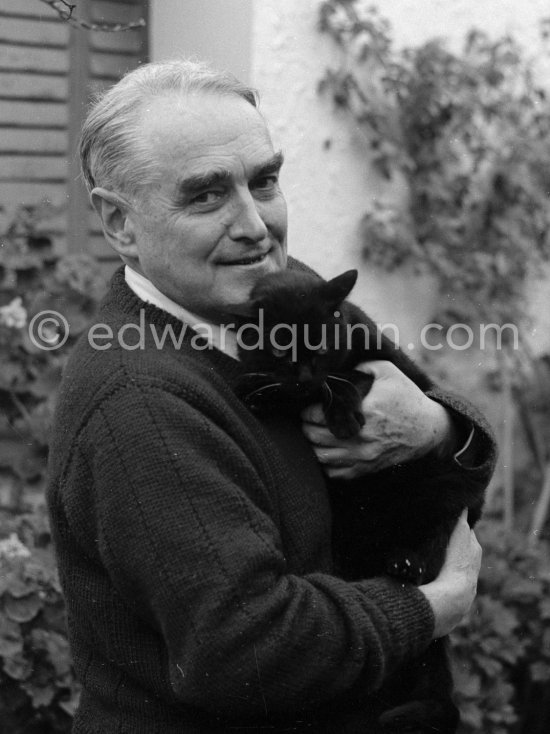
[125,92,288,321]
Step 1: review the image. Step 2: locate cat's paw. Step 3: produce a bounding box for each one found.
[385,551,426,585]
[379,699,459,733]
[327,409,365,439]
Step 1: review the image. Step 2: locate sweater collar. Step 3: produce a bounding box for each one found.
[98,267,245,384]
[124,265,239,360]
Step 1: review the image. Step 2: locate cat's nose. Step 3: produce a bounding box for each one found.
[298,365,313,383]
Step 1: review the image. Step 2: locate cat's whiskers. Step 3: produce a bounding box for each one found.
[245,382,282,401]
[327,374,362,400]
[321,380,334,408]
[243,372,270,378]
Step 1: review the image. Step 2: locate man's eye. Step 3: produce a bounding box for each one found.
[253,175,278,191]
[191,190,223,205]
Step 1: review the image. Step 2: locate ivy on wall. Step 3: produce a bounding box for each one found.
[317,2,550,732]
[317,0,550,532]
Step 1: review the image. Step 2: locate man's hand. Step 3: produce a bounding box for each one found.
[419,511,482,638]
[301,360,456,478]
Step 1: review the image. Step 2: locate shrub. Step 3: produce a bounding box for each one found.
[0,203,106,730]
[0,203,105,508]
[0,508,78,733]
[317,10,550,728]
[452,521,550,734]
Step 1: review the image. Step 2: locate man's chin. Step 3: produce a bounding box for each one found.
[224,307,253,322]
[214,252,287,320]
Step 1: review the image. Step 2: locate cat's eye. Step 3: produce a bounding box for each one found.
[317,347,328,356]
[272,347,288,358]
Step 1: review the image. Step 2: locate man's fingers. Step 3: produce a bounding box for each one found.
[313,448,356,466]
[470,529,482,568]
[324,466,359,479]
[302,424,341,447]
[300,403,326,425]
[452,514,471,548]
[356,360,399,379]
[302,423,371,449]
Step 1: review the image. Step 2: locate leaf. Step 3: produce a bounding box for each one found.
[0,360,26,390]
[21,680,56,708]
[30,629,72,677]
[17,509,52,548]
[475,655,503,678]
[453,668,481,699]
[5,592,42,623]
[0,439,46,480]
[530,661,550,682]
[3,570,37,598]
[487,682,516,709]
[502,577,543,602]
[459,700,484,729]
[498,644,526,665]
[0,615,23,657]
[3,651,33,681]
[27,363,62,399]
[59,684,81,717]
[41,600,68,635]
[24,553,59,589]
[491,606,520,636]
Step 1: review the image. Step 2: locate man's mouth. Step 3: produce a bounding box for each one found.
[225,251,270,266]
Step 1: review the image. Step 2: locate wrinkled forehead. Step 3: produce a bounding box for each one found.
[131,91,276,193]
[136,91,270,156]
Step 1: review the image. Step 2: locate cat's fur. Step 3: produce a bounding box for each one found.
[235,268,484,734]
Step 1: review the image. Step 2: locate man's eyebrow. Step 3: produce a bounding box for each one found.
[251,150,285,179]
[173,151,285,202]
[174,169,232,199]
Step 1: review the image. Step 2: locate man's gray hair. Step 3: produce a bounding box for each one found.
[79,59,258,197]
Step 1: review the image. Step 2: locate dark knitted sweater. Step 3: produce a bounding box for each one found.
[47,266,496,733]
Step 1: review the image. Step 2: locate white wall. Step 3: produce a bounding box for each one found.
[374,0,550,50]
[150,0,253,82]
[251,0,550,352]
[252,0,423,334]
[148,0,550,354]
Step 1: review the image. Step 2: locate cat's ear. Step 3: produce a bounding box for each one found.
[324,270,358,306]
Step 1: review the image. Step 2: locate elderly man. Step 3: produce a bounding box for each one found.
[47,60,495,733]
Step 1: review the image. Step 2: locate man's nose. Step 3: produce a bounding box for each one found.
[228,191,268,242]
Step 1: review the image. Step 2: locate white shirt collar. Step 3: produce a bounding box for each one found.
[124,265,240,359]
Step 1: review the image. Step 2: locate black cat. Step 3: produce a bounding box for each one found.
[235,268,484,734]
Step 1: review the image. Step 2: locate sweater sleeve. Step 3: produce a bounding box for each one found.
[80,380,434,719]
[426,385,498,485]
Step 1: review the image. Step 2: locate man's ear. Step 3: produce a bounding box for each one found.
[90,187,139,260]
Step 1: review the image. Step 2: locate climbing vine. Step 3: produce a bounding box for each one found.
[318,0,550,533]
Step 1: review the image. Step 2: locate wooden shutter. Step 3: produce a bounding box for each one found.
[0,0,149,272]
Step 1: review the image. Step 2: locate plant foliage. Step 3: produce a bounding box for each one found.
[0,204,105,729]
[452,522,550,734]
[318,0,550,326]
[0,204,105,505]
[0,509,79,733]
[317,2,550,522]
[317,3,550,731]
